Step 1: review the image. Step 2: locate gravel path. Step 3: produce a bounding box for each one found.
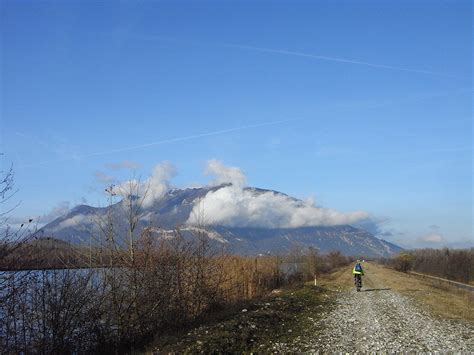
[312,272,474,353]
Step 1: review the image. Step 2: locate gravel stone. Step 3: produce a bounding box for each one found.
[311,288,473,353]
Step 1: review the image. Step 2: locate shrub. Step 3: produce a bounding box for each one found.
[392,253,413,273]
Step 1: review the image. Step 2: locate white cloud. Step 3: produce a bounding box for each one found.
[41,201,71,223]
[1,201,71,233]
[90,159,372,229]
[187,161,369,228]
[418,233,444,244]
[53,214,90,231]
[206,159,246,188]
[113,161,177,208]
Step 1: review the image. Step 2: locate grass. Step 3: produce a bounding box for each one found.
[361,263,474,323]
[316,267,355,292]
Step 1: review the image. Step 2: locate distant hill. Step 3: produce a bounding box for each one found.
[38,185,402,257]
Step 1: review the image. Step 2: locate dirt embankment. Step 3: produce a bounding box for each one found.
[149,262,474,353]
[150,284,336,353]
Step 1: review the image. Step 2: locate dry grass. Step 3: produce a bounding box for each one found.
[218,255,281,302]
[316,266,354,292]
[318,262,474,323]
[371,263,474,323]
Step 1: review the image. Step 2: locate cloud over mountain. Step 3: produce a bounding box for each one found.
[186,160,369,228]
[55,159,372,229]
[113,161,177,208]
[206,159,247,188]
[36,159,401,257]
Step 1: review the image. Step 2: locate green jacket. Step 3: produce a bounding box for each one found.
[352,263,364,275]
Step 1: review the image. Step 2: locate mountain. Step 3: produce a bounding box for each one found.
[38,185,402,257]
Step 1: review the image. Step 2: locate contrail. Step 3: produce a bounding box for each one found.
[86,118,296,157]
[136,35,458,78]
[219,43,458,78]
[18,86,471,168]
[19,118,298,168]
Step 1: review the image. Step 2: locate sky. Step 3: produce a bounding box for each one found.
[1,0,472,248]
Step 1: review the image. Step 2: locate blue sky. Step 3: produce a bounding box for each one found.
[1,0,472,248]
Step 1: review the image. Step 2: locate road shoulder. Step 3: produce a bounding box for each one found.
[148,284,337,353]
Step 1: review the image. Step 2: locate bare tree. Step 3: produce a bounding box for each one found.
[0,164,35,272]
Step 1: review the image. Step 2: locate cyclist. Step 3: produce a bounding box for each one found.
[352,260,364,291]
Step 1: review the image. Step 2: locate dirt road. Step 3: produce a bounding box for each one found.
[312,263,474,353]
